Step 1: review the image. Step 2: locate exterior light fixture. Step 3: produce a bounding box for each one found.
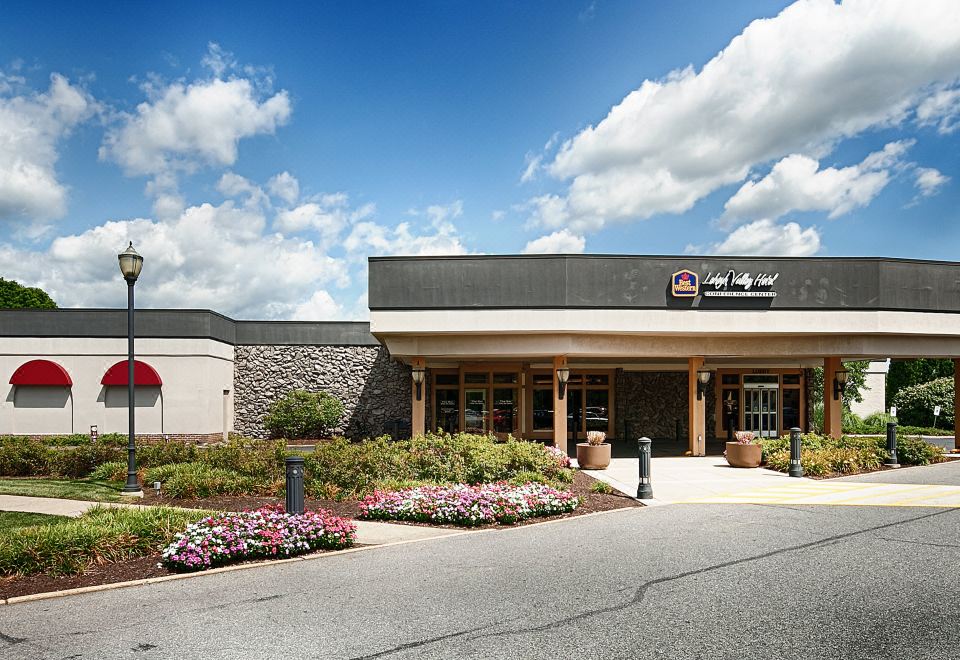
[411,366,425,401]
[118,242,143,496]
[557,367,570,400]
[833,369,849,400]
[696,369,711,400]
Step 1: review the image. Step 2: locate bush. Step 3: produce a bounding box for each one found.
[759,432,943,477]
[144,463,262,499]
[89,461,128,482]
[161,506,355,572]
[47,445,123,478]
[0,506,207,576]
[264,389,344,439]
[304,433,574,499]
[0,440,50,476]
[589,480,614,494]
[358,483,580,526]
[892,377,954,428]
[861,412,897,434]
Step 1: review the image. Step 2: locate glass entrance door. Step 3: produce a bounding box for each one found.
[744,388,778,438]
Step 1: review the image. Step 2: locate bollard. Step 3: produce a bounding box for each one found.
[285,456,305,514]
[637,437,653,499]
[885,422,900,468]
[788,427,803,478]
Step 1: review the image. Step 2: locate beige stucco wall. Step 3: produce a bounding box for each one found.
[850,360,889,418]
[0,338,234,436]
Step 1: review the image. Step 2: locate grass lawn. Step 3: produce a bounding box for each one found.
[0,478,126,503]
[0,511,69,533]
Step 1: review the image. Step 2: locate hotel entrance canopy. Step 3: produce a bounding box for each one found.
[368,255,960,452]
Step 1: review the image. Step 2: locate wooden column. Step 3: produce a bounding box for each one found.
[954,359,959,451]
[688,357,706,456]
[411,357,426,438]
[553,356,568,452]
[823,356,842,439]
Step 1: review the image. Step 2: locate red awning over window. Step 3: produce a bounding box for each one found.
[101,360,163,386]
[9,360,73,386]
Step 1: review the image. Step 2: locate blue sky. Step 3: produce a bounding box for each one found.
[0,0,958,318]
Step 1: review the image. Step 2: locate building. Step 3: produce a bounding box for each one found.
[2,255,959,452]
[849,360,891,419]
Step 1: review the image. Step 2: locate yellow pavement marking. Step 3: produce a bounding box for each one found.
[680,480,960,508]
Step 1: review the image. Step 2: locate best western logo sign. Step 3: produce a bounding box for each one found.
[671,268,780,298]
[671,270,699,297]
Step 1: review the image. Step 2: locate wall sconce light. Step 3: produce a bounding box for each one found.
[412,366,425,401]
[833,369,848,400]
[557,367,570,400]
[697,369,711,400]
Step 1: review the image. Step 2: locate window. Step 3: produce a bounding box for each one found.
[782,388,801,430]
[532,389,553,431]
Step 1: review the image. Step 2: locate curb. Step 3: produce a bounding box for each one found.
[0,506,641,607]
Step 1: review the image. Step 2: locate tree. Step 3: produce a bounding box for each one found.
[0,278,57,309]
[264,389,344,439]
[808,361,870,411]
[886,359,954,402]
[891,377,954,428]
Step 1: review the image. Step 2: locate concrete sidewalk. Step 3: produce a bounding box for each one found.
[584,455,801,504]
[0,494,466,546]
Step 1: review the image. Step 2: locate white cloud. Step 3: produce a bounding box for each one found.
[292,290,343,321]
[0,74,97,222]
[274,194,375,247]
[344,211,468,258]
[914,167,950,197]
[522,229,586,254]
[267,171,299,205]
[0,198,348,319]
[100,44,291,217]
[916,85,960,134]
[534,0,960,232]
[721,141,913,225]
[709,219,821,257]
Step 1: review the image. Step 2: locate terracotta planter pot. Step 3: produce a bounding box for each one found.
[576,442,611,470]
[725,442,762,468]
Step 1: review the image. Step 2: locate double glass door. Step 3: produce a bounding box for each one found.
[743,387,778,438]
[566,388,610,442]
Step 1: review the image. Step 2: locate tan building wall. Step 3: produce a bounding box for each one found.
[0,337,234,436]
[850,360,890,418]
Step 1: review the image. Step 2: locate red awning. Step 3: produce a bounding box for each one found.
[9,360,73,386]
[101,360,163,386]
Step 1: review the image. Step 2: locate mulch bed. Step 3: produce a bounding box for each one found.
[1,472,639,601]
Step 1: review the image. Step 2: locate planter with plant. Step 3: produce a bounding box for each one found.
[725,431,762,468]
[576,431,611,470]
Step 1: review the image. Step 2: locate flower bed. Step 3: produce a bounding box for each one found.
[161,506,356,572]
[358,482,580,526]
[544,444,571,468]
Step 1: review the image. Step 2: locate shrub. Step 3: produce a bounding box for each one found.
[0,506,207,576]
[89,460,128,482]
[358,483,580,526]
[759,432,942,477]
[0,440,50,476]
[304,432,574,498]
[161,506,355,572]
[861,412,897,434]
[842,410,865,434]
[264,389,344,439]
[892,377,954,428]
[47,444,123,478]
[144,463,262,499]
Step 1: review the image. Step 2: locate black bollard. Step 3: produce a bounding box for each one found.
[788,427,803,478]
[885,422,900,468]
[285,456,305,514]
[637,437,653,499]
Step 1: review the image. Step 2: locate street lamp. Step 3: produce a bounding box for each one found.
[118,242,143,496]
[411,366,425,401]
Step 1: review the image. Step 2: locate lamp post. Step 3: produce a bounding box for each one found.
[118,242,143,496]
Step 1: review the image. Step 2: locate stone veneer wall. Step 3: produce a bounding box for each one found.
[615,371,717,440]
[233,345,411,439]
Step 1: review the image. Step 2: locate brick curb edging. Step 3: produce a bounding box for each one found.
[0,506,640,607]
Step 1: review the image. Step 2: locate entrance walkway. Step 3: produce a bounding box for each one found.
[584,455,799,504]
[0,495,466,546]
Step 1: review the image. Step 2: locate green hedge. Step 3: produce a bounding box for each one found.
[891,377,954,428]
[264,389,344,439]
[0,506,208,576]
[759,433,944,477]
